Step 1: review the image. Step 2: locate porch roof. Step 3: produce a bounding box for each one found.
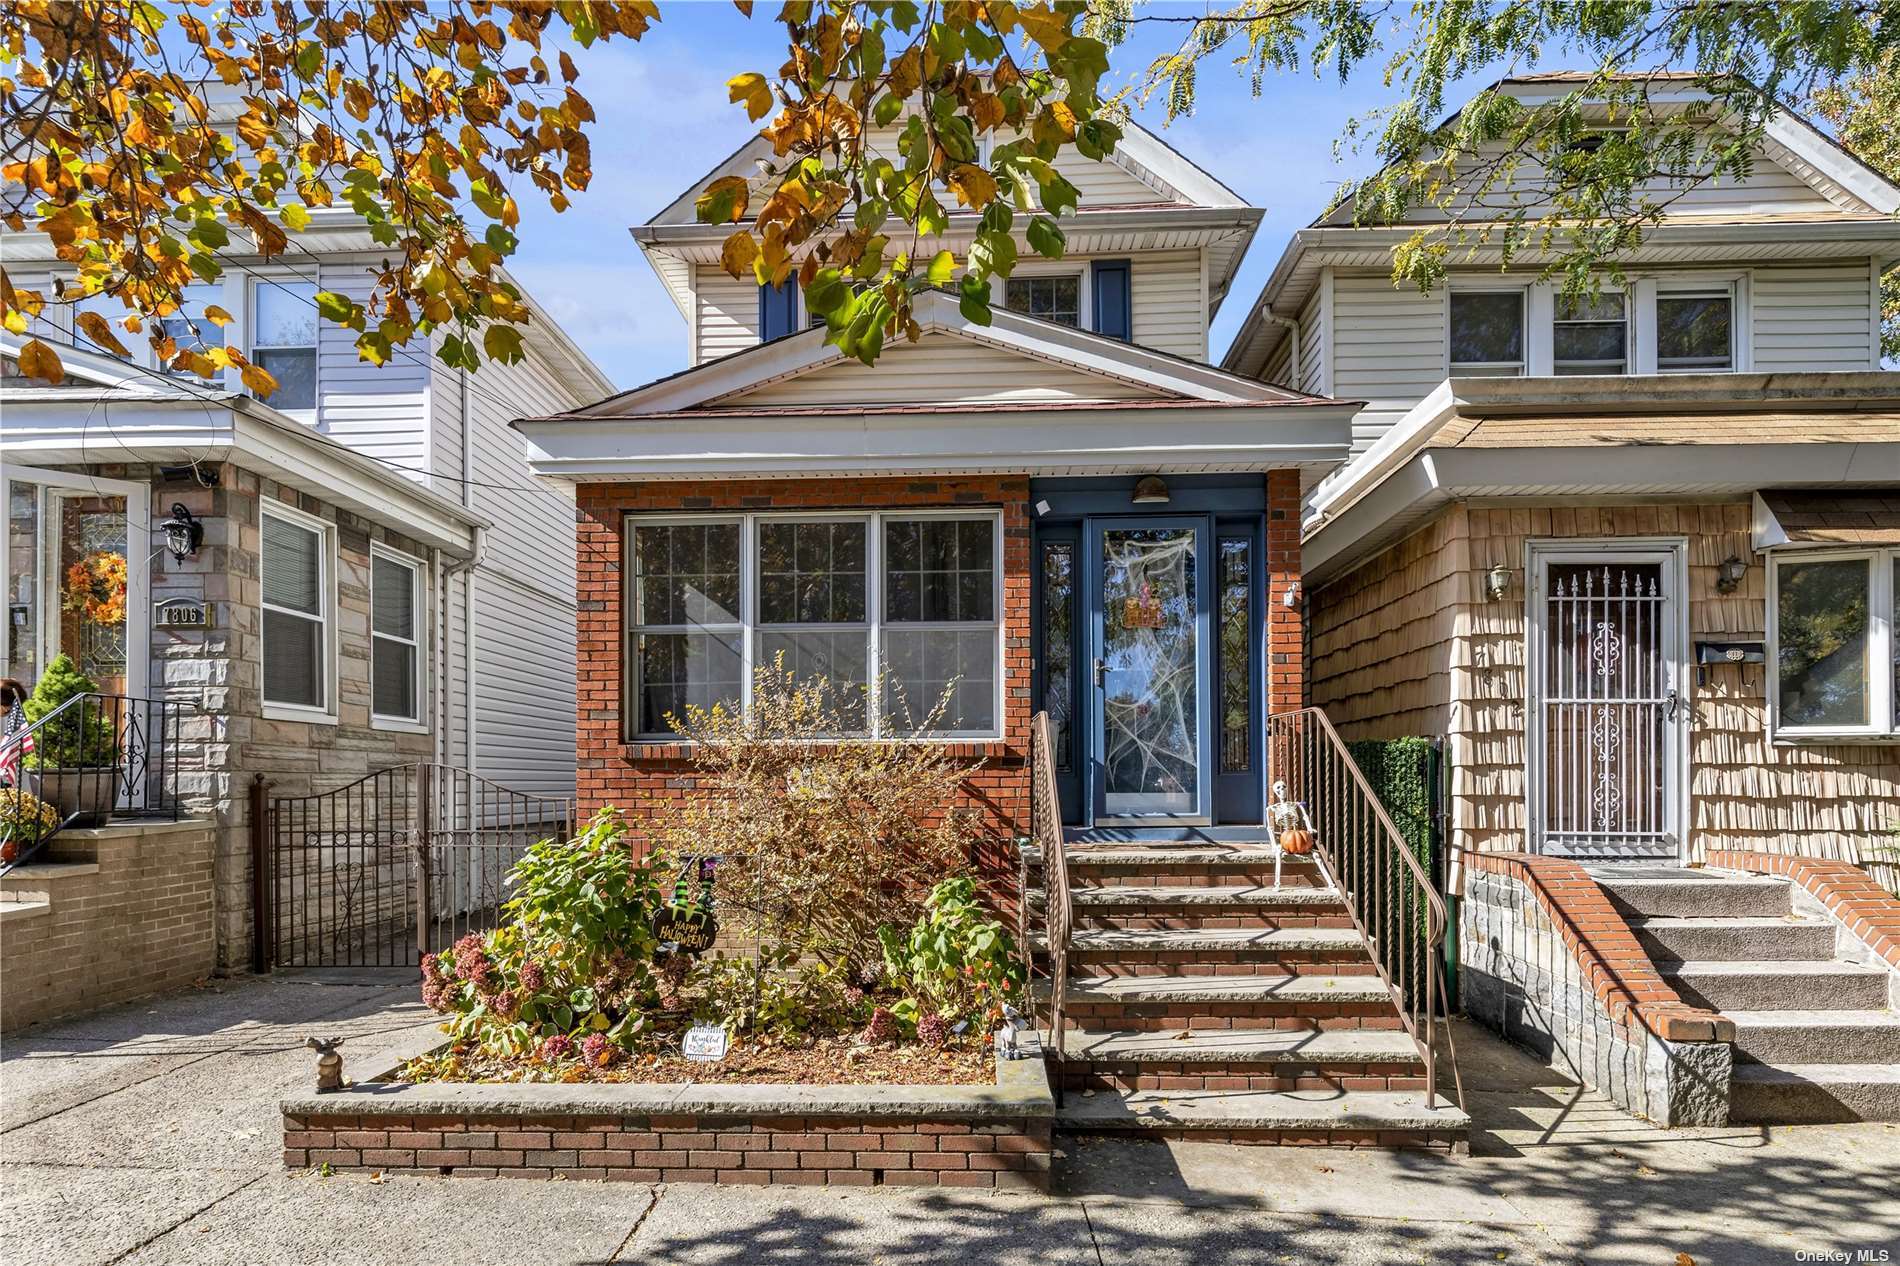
[1301,372,1900,583]
[1752,489,1900,550]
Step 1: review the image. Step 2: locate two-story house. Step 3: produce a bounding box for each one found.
[1223,75,1900,1126]
[1,201,611,1011]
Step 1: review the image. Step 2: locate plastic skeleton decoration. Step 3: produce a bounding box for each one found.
[1266,779,1318,891]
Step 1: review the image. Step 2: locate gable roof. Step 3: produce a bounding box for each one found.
[557,287,1302,419]
[1222,73,1900,378]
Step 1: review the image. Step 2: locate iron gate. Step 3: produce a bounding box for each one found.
[253,764,575,971]
[1532,558,1681,859]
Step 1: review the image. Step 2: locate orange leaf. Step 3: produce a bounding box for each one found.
[239,362,278,398]
[75,311,129,356]
[18,338,64,385]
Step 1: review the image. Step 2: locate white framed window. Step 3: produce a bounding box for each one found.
[1449,289,1526,376]
[1769,548,1897,741]
[261,505,335,721]
[1655,284,1735,372]
[370,547,424,727]
[1553,291,1629,375]
[251,278,319,412]
[624,510,1003,741]
[156,284,228,379]
[1004,274,1082,328]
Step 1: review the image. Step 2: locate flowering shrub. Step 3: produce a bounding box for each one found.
[879,876,1025,1032]
[422,810,671,1059]
[0,787,60,863]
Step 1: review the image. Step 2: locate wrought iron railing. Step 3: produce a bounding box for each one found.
[1,692,191,875]
[1267,707,1465,1113]
[1022,711,1071,1065]
[256,763,575,972]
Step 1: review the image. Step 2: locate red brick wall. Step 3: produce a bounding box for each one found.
[574,476,1033,879]
[1266,468,1305,713]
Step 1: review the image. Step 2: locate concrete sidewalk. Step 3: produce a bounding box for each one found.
[2,976,1895,1265]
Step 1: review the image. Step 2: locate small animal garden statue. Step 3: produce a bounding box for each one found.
[305,1037,344,1092]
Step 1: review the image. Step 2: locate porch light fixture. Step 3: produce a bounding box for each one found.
[1131,475,1170,505]
[1485,564,1512,602]
[1715,555,1747,594]
[162,503,203,562]
[1282,580,1302,610]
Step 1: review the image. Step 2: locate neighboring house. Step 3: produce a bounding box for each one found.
[1223,75,1900,1126]
[1,213,611,1004]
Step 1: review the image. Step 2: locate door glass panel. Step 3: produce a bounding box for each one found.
[54,492,130,695]
[6,482,40,682]
[1041,541,1074,771]
[1218,538,1251,773]
[1101,527,1198,816]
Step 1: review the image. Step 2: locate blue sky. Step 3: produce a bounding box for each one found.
[508,4,1497,388]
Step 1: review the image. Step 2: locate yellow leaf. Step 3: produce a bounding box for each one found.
[696,175,750,225]
[17,338,63,384]
[203,305,233,327]
[946,165,998,210]
[720,229,758,279]
[728,72,773,123]
[239,362,278,398]
[75,312,128,356]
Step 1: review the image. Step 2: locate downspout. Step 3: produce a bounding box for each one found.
[458,366,477,776]
[1263,312,1300,390]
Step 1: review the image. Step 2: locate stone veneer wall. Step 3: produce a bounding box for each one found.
[1461,853,1733,1126]
[1,822,216,1031]
[79,461,438,970]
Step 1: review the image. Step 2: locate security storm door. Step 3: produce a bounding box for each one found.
[1529,546,1686,860]
[1087,517,1213,823]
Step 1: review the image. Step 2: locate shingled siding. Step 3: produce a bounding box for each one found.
[573,476,1035,893]
[1312,500,1900,892]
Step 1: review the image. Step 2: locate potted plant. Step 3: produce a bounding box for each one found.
[23,654,120,826]
[0,787,61,864]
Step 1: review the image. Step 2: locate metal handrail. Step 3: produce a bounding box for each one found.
[1266,707,1464,1113]
[1027,712,1070,1065]
[2,691,190,876]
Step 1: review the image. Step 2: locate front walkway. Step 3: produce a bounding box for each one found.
[2,978,1894,1265]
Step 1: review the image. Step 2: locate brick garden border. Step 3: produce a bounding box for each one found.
[282,1044,1054,1190]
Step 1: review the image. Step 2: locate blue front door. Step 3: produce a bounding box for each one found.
[1087,517,1214,823]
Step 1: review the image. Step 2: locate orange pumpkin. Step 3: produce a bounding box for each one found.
[1279,826,1315,856]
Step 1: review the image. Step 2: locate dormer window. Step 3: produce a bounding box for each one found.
[1553,292,1628,375]
[1005,275,1080,328]
[1449,290,1525,376]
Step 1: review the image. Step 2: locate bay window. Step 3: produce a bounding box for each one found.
[625,511,1002,741]
[1770,548,1897,739]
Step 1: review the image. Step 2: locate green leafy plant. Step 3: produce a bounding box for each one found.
[879,876,1025,1030]
[22,654,116,769]
[421,810,671,1059]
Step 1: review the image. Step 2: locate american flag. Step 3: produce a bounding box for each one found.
[0,701,33,786]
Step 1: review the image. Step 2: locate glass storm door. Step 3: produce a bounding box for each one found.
[1088,518,1213,822]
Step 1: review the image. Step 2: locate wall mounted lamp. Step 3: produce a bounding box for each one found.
[1715,556,1748,595]
[1131,475,1170,505]
[162,504,203,562]
[1485,564,1512,602]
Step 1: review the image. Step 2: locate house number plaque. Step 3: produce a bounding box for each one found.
[154,598,211,629]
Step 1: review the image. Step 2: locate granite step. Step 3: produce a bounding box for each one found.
[1056,1087,1468,1151]
[1632,916,1836,963]
[1047,926,1376,977]
[1657,959,1894,1012]
[1045,974,1392,1006]
[1043,973,1399,1032]
[1728,1062,1900,1124]
[1595,873,1792,920]
[1725,1010,1900,1065]
[1060,1026,1419,1064]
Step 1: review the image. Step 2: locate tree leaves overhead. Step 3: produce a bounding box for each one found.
[1,0,659,388]
[1812,43,1900,360]
[700,2,1120,363]
[1110,0,1899,298]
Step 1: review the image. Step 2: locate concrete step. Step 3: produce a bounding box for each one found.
[1047,974,1392,1006]
[1061,1026,1422,1065]
[1041,884,1349,932]
[1066,885,1344,908]
[1047,926,1376,978]
[1729,1062,1900,1124]
[1659,960,1894,1012]
[1726,1011,1900,1065]
[0,897,51,925]
[1045,973,1399,1032]
[1026,845,1326,888]
[1056,1087,1468,1151]
[1596,873,1792,920]
[0,861,100,903]
[1059,928,1368,954]
[1634,916,1836,963]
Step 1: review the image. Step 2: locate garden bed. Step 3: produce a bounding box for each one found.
[281,1038,1055,1190]
[399,1033,995,1086]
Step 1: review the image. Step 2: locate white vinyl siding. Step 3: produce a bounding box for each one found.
[1130,251,1206,361]
[1330,272,1446,453]
[722,333,1163,408]
[1297,289,1325,396]
[314,259,430,470]
[693,265,765,365]
[1751,263,1877,371]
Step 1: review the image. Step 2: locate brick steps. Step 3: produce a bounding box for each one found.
[1055,1087,1468,1151]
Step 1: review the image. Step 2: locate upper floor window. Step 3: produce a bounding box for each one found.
[1553,292,1628,375]
[1449,290,1525,376]
[1005,275,1080,328]
[157,285,226,378]
[1656,286,1734,372]
[252,280,319,412]
[1771,549,1896,739]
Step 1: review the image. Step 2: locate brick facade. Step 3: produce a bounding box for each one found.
[1265,467,1306,712]
[0,821,216,1031]
[575,476,1034,879]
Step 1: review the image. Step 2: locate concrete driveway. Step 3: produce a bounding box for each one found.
[2,976,1895,1266]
